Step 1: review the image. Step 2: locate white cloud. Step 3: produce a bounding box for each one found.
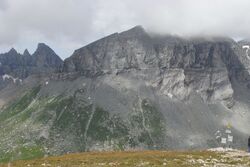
[0,0,8,10]
[0,0,250,59]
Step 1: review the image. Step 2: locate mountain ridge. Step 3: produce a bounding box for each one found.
[62,26,250,107]
[0,43,63,79]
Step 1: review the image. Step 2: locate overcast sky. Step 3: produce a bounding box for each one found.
[0,0,250,59]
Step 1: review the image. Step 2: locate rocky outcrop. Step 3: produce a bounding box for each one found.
[0,43,63,79]
[63,26,249,106]
[23,49,31,57]
[33,43,63,69]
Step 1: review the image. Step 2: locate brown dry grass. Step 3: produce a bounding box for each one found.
[0,150,249,167]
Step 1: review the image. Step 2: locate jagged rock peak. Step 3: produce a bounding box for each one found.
[23,49,31,56]
[119,25,148,38]
[127,25,145,32]
[38,42,49,48]
[34,42,62,61]
[33,43,63,68]
[8,48,18,55]
[35,43,55,54]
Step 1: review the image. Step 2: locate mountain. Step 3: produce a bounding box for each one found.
[0,43,63,90]
[0,26,250,162]
[63,26,248,106]
[23,49,31,57]
[33,43,63,69]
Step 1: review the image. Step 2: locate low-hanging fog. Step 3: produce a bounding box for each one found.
[0,0,250,58]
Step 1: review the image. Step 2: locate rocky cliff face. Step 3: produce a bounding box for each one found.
[0,26,250,162]
[33,43,63,70]
[63,26,249,107]
[0,43,63,89]
[0,43,63,78]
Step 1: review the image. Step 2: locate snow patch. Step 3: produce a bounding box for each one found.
[167,93,173,98]
[208,147,233,152]
[242,45,250,49]
[242,45,250,60]
[2,74,22,83]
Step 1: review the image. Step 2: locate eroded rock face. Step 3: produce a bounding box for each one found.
[33,43,63,69]
[0,43,63,90]
[0,43,63,79]
[63,26,249,106]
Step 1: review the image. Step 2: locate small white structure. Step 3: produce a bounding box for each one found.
[221,138,227,144]
[228,135,233,142]
[216,123,234,148]
[225,129,231,134]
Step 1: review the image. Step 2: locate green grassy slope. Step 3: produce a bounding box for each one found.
[0,86,167,163]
